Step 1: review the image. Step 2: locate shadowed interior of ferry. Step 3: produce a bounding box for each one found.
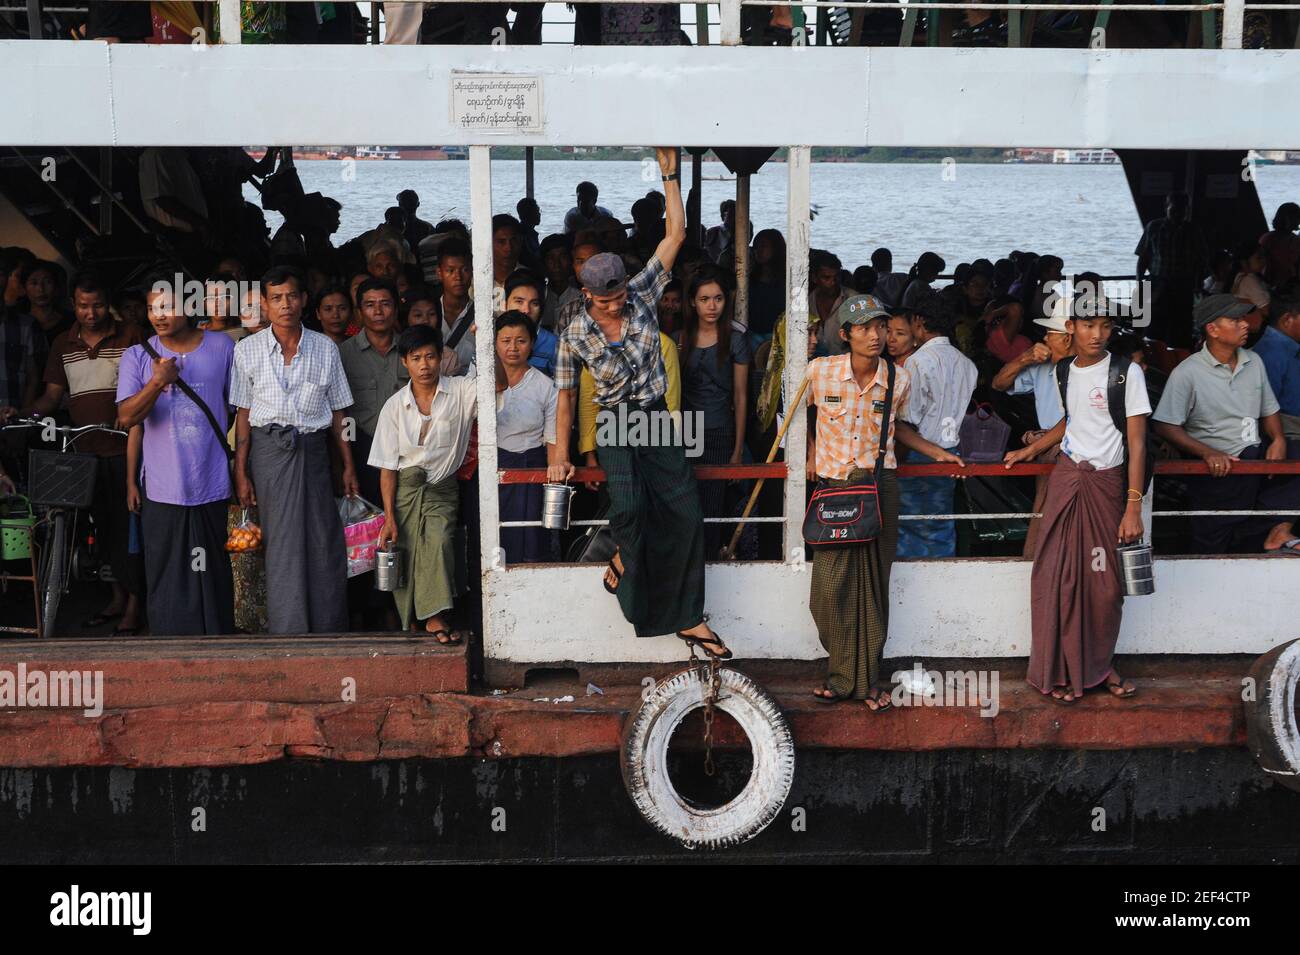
[3,1,1299,50]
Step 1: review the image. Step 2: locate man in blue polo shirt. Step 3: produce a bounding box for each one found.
[1152,293,1300,554]
[991,296,1075,556]
[1252,279,1300,438]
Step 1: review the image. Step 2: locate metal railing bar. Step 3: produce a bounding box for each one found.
[501,509,1300,527]
[499,516,787,527]
[500,460,1300,485]
[748,1,1221,8]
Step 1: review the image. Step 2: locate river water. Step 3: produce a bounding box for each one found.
[253,159,1300,276]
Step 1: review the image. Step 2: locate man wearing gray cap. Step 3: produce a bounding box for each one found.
[548,148,729,659]
[807,295,964,709]
[1153,293,1300,554]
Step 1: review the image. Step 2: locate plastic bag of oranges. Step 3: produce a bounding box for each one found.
[226,509,263,553]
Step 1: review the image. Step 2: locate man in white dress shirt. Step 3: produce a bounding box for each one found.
[231,266,358,634]
[896,296,978,558]
[372,324,478,641]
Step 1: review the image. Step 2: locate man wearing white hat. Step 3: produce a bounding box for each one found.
[992,294,1076,556]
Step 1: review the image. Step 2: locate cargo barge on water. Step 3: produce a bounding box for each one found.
[1,0,1300,862]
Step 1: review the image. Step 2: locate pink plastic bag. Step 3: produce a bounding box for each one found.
[339,496,385,578]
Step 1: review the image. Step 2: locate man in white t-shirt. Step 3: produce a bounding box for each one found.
[1005,309,1150,704]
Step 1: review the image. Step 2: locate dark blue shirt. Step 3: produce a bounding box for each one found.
[529,327,558,378]
[1252,324,1300,416]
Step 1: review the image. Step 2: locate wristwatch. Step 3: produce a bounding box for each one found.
[662,172,679,182]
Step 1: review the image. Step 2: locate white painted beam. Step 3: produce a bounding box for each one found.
[483,556,1300,665]
[469,146,502,587]
[3,42,1298,149]
[783,146,811,560]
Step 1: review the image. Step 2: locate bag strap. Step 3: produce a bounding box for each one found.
[139,337,233,461]
[1054,355,1074,413]
[874,358,897,479]
[1107,352,1131,437]
[445,302,473,350]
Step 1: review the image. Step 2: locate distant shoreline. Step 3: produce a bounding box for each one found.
[260,147,1024,165]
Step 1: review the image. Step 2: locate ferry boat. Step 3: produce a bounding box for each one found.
[1052,148,1119,164]
[0,0,1299,867]
[353,145,402,160]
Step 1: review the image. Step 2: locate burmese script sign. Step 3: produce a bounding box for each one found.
[450,73,544,135]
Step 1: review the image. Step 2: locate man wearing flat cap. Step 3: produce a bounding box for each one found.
[807,295,964,710]
[1153,293,1300,554]
[548,148,731,659]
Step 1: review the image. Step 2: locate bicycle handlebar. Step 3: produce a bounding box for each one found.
[0,417,127,438]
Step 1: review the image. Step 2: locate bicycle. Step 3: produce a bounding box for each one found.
[1,415,127,638]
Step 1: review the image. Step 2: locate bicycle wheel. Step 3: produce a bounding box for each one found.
[39,511,66,639]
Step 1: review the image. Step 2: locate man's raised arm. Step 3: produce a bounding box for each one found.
[652,147,686,273]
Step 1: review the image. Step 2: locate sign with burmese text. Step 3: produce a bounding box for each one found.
[450,73,543,135]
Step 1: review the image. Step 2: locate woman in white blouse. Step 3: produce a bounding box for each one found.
[495,310,561,563]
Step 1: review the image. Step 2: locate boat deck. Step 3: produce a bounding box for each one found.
[0,636,1249,768]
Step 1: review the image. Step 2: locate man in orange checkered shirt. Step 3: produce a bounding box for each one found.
[807,296,964,711]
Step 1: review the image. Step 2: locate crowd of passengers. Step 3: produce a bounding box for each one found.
[1,139,1299,643]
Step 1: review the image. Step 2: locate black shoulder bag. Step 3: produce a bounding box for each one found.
[1055,353,1153,490]
[802,359,896,547]
[138,338,233,463]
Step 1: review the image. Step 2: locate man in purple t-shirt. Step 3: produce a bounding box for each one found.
[117,276,235,635]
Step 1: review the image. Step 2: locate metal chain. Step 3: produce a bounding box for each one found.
[701,655,721,777]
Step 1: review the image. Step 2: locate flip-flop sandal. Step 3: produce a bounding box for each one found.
[428,628,455,645]
[602,553,623,594]
[448,630,468,645]
[864,689,893,713]
[1050,687,1078,705]
[1104,678,1137,698]
[1265,538,1300,556]
[676,628,732,660]
[812,685,846,704]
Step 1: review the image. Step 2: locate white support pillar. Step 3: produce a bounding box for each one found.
[733,173,750,333]
[720,0,742,45]
[783,146,811,558]
[1222,0,1245,49]
[470,146,501,586]
[218,0,242,44]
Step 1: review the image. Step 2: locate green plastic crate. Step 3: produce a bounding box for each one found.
[1,496,34,561]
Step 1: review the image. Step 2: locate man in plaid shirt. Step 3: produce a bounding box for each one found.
[550,147,729,660]
[231,266,358,634]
